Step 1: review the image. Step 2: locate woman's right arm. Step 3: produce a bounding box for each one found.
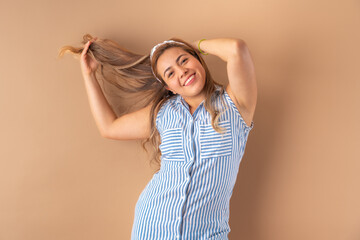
[81,39,151,141]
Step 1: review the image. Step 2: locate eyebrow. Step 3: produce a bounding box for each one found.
[163,53,187,78]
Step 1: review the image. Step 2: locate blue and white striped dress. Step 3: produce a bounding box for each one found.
[131,87,254,239]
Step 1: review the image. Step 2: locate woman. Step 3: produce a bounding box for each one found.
[59,34,257,239]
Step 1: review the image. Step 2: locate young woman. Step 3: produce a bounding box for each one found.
[59,34,257,239]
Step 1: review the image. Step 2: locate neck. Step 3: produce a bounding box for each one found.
[182,93,206,114]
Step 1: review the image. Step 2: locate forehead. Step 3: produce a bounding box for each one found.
[156,47,188,71]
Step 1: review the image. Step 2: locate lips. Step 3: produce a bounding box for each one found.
[183,73,195,86]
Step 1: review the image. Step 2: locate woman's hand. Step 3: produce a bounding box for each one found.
[80,38,99,77]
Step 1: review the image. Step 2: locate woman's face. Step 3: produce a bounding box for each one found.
[156,47,206,99]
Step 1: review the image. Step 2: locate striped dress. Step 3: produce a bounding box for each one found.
[131,86,254,239]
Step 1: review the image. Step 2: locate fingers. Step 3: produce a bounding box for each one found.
[81,38,97,58]
[81,41,91,58]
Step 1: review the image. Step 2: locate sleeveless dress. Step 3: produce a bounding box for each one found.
[131,87,254,239]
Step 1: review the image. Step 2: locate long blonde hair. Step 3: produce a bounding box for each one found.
[58,34,226,172]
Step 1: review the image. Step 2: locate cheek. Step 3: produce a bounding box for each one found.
[169,82,179,89]
[163,80,175,89]
[194,62,205,74]
[197,65,206,78]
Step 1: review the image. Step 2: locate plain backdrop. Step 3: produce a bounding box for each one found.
[0,0,359,239]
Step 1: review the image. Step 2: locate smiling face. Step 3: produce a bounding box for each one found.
[155,47,206,101]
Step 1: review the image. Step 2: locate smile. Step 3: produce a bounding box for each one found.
[184,74,195,86]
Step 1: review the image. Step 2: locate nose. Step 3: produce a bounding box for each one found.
[177,65,188,78]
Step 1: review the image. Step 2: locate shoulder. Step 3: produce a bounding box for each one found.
[157,95,178,114]
[156,95,179,128]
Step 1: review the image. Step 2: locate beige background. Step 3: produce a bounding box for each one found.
[0,0,359,239]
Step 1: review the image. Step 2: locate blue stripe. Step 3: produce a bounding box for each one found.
[131,87,254,239]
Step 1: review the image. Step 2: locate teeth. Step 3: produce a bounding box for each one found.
[184,74,194,86]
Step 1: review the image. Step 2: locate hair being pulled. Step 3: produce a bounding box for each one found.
[58,34,226,172]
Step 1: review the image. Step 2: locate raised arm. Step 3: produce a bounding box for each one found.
[191,38,257,127]
[80,39,151,140]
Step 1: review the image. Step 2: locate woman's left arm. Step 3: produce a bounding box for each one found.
[192,38,257,124]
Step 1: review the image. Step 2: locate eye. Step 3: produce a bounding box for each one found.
[181,58,188,64]
[168,72,173,78]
